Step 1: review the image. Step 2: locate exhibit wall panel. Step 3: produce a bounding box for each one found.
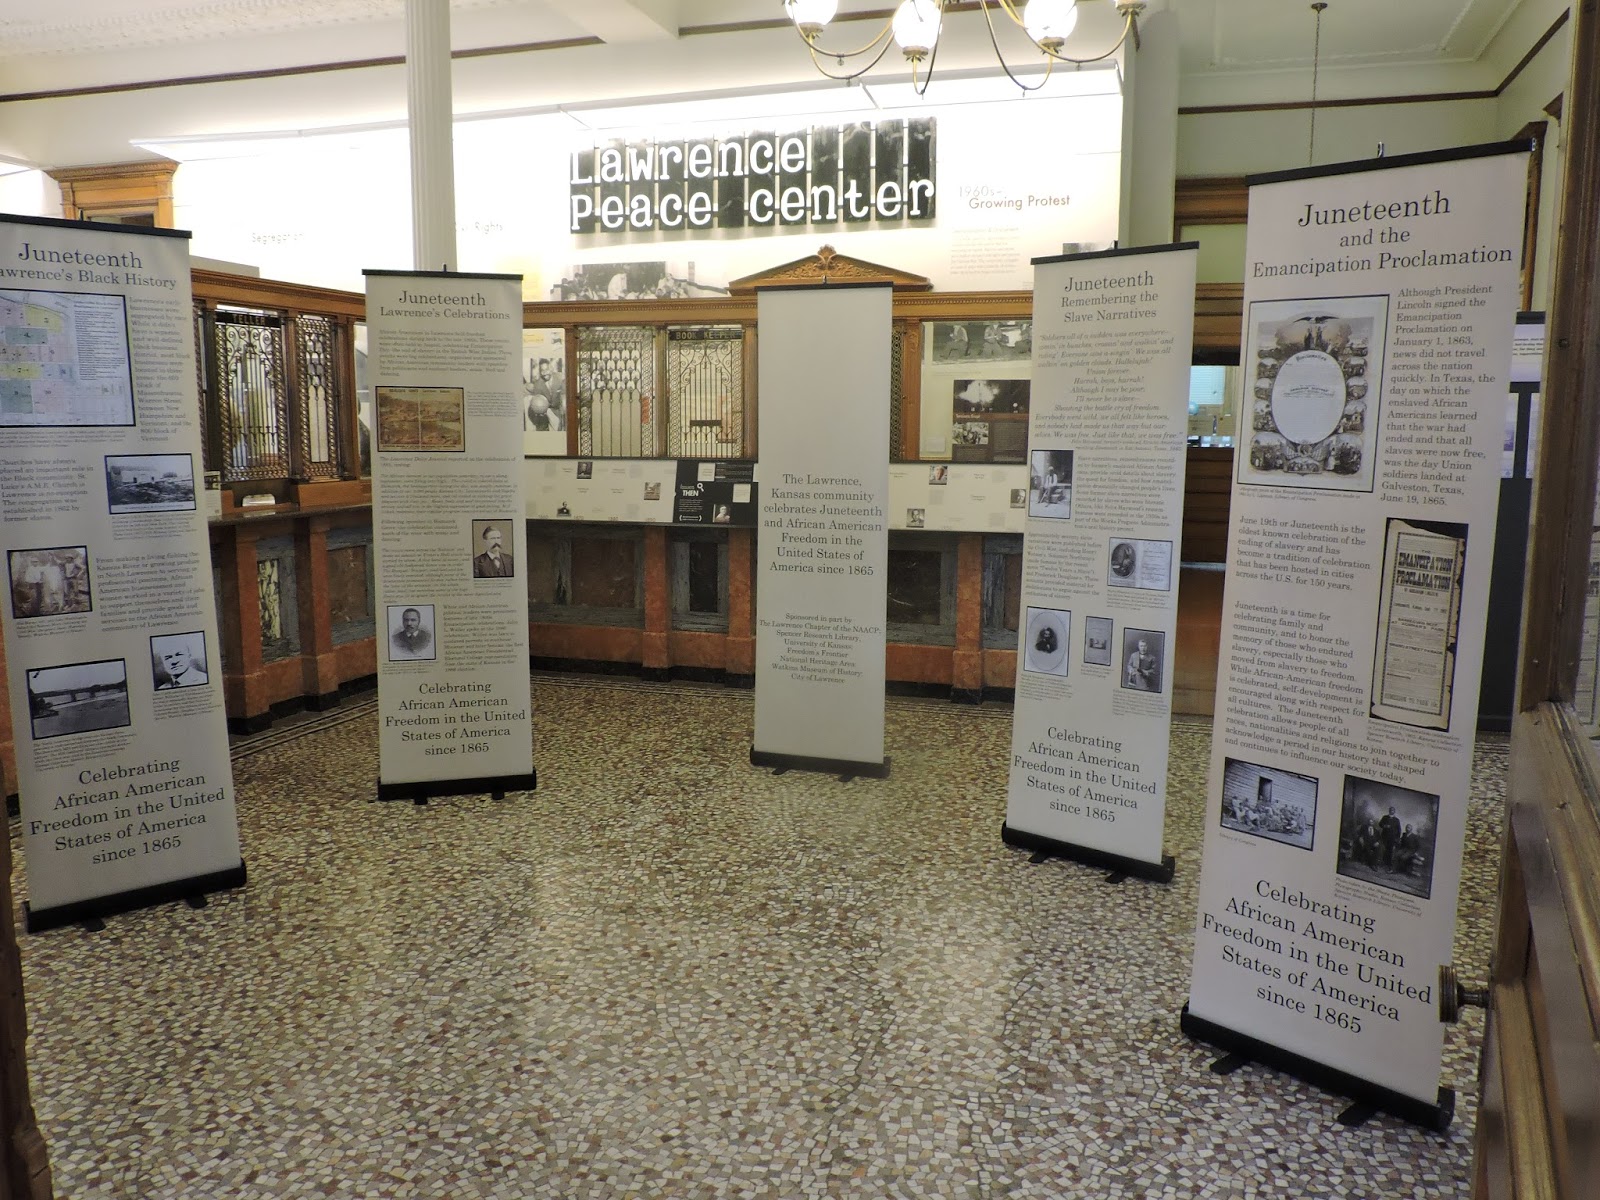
[1185,143,1529,1116]
[0,215,244,928]
[752,285,891,772]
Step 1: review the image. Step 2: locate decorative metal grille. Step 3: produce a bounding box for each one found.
[193,303,212,472]
[666,327,744,458]
[889,325,905,457]
[296,314,342,478]
[577,326,656,457]
[212,307,289,481]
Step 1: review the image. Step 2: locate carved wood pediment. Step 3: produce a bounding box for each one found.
[727,245,932,294]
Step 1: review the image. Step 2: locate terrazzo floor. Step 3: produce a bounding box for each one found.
[14,675,1505,1199]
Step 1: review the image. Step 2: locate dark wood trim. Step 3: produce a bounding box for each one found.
[0,37,603,105]
[1174,176,1248,230]
[1518,0,1600,709]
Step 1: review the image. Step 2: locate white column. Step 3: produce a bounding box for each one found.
[1126,8,1180,248]
[407,0,457,271]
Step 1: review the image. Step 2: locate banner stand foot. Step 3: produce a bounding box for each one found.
[749,749,891,779]
[25,862,248,935]
[1001,823,1175,884]
[1180,1004,1455,1132]
[375,771,538,804]
[1104,871,1128,886]
[185,894,209,910]
[1210,1051,1250,1076]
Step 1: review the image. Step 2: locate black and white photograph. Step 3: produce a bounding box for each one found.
[1083,615,1113,666]
[8,546,91,619]
[1023,606,1071,677]
[104,453,196,514]
[1219,758,1318,851]
[644,481,662,501]
[471,519,516,579]
[1009,488,1027,509]
[929,321,1031,362]
[375,385,465,453]
[953,422,990,448]
[387,604,437,662]
[150,631,210,690]
[1121,627,1165,694]
[522,327,567,455]
[26,658,130,741]
[1336,774,1440,900]
[1107,537,1174,591]
[953,378,1030,415]
[1028,449,1073,520]
[928,464,949,486]
[1238,295,1389,493]
[549,261,726,303]
[577,460,594,480]
[905,507,926,529]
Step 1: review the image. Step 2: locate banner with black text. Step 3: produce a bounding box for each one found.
[0,214,244,931]
[1183,143,1529,1126]
[1003,244,1197,877]
[367,270,535,799]
[752,285,891,775]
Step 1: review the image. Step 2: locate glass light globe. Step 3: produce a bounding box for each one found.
[1024,0,1078,50]
[892,0,943,59]
[786,0,839,39]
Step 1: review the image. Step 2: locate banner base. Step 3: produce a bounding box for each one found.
[376,771,537,804]
[1001,822,1175,883]
[749,748,890,779]
[1179,1004,1455,1132]
[24,862,248,934]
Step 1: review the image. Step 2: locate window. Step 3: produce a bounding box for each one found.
[670,530,729,631]
[887,532,957,645]
[527,523,644,626]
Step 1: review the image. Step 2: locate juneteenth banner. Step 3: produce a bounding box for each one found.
[751,284,891,776]
[366,270,536,801]
[0,214,244,931]
[1002,244,1197,880]
[1182,142,1530,1128]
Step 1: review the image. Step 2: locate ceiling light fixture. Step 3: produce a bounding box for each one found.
[784,0,1144,96]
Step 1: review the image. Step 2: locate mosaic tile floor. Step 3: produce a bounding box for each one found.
[14,676,1505,1199]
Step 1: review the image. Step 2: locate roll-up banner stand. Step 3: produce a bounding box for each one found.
[0,214,245,932]
[751,283,891,777]
[365,270,536,802]
[1002,243,1198,882]
[1182,141,1530,1130]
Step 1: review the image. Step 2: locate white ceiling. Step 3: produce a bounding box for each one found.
[0,1,1555,168]
[0,1,1540,82]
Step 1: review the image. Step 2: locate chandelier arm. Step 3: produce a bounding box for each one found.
[978,0,1054,92]
[1041,10,1138,66]
[804,34,899,82]
[913,25,944,96]
[790,15,897,62]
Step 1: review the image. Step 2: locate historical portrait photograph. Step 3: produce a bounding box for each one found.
[375,385,466,453]
[1219,758,1318,851]
[1107,537,1174,592]
[1023,606,1071,677]
[522,327,568,457]
[105,453,196,514]
[26,658,130,741]
[905,507,926,529]
[1238,296,1389,493]
[1121,628,1165,694]
[1083,615,1113,666]
[1028,449,1073,520]
[1009,488,1027,509]
[8,545,91,619]
[470,519,516,579]
[577,460,594,479]
[386,604,437,662]
[150,631,210,690]
[1335,773,1440,900]
[928,464,949,486]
